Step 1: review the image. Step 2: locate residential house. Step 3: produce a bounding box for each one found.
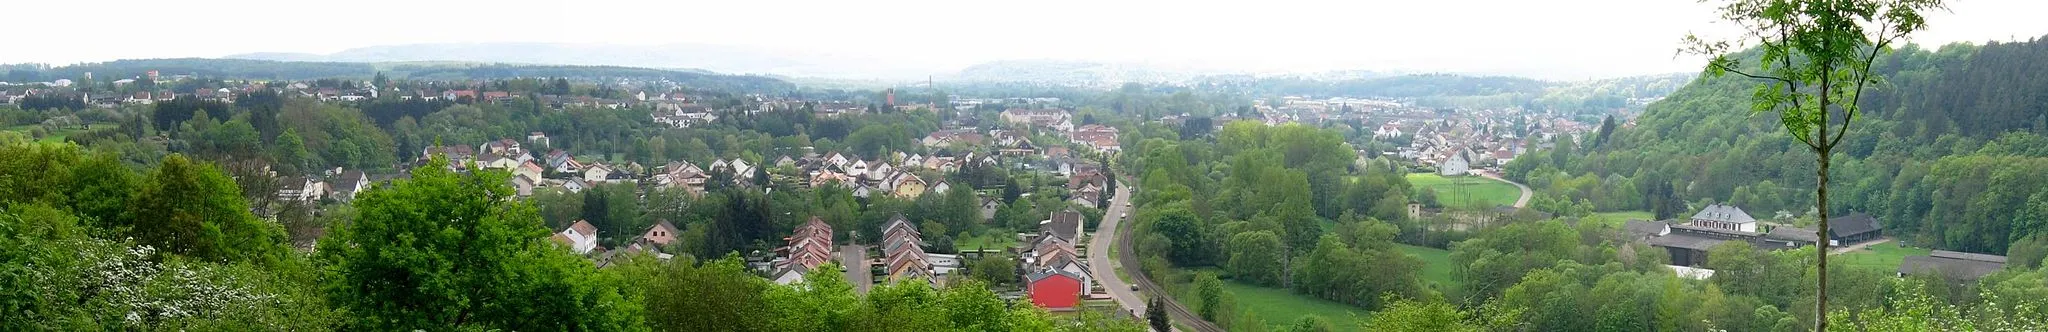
[888,172,928,198]
[584,164,615,183]
[480,138,523,157]
[880,214,937,284]
[1043,209,1084,242]
[422,145,476,164]
[515,160,545,183]
[527,132,550,148]
[1044,146,1071,159]
[772,216,836,285]
[825,152,850,167]
[477,154,520,170]
[329,170,368,202]
[1026,270,1085,310]
[641,221,681,247]
[482,91,512,103]
[551,220,601,255]
[277,176,327,202]
[1066,170,1107,193]
[981,197,1003,221]
[562,178,589,193]
[511,174,539,197]
[810,170,853,188]
[1439,152,1470,176]
[930,180,952,195]
[851,184,874,198]
[1069,189,1100,209]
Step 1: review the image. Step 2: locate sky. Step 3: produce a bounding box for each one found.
[6,0,2046,80]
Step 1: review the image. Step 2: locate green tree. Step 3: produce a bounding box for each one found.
[273,128,313,175]
[1195,272,1229,322]
[969,253,1019,285]
[1683,1,1941,327]
[615,254,775,331]
[1364,298,1478,332]
[1148,296,1171,332]
[318,157,644,330]
[1285,315,1335,332]
[1226,230,1286,286]
[129,154,288,265]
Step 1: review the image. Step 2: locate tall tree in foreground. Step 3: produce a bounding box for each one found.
[1148,296,1171,331]
[1681,0,1941,329]
[318,156,643,330]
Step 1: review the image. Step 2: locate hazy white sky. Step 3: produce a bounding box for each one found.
[6,0,2045,79]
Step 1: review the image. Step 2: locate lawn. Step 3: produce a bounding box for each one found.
[954,232,1017,252]
[1220,280,1369,329]
[1837,241,1928,271]
[1404,173,1521,209]
[1396,244,1460,292]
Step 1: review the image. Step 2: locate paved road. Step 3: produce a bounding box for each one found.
[1087,181,1144,314]
[1474,171,1533,208]
[841,245,871,294]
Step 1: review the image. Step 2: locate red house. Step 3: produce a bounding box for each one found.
[1026,270,1084,310]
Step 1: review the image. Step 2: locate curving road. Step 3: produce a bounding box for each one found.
[1087,180,1145,315]
[1474,170,1533,209]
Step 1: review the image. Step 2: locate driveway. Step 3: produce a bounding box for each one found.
[841,245,871,294]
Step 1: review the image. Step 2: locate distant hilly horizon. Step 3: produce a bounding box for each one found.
[225,42,932,80]
[222,42,1678,84]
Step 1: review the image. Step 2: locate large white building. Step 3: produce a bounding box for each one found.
[1439,152,1469,176]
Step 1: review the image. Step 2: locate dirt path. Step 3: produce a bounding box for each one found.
[1830,237,1893,255]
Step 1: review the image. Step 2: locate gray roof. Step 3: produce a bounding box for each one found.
[1691,204,1756,224]
[1827,213,1882,238]
[1622,220,1668,237]
[1930,250,2008,264]
[1647,232,1732,251]
[1766,226,1820,243]
[1043,209,1083,241]
[1899,251,2007,280]
[1026,269,1082,283]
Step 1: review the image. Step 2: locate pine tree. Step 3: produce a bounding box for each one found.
[1147,296,1171,332]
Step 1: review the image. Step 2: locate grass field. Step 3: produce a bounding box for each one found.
[1590,211,1658,226]
[1396,244,1460,292]
[3,124,80,143]
[1219,280,1369,329]
[1405,173,1521,209]
[1159,245,1456,330]
[1837,241,1928,271]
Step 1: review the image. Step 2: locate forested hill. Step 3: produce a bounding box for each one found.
[3,58,794,92]
[1511,36,2048,261]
